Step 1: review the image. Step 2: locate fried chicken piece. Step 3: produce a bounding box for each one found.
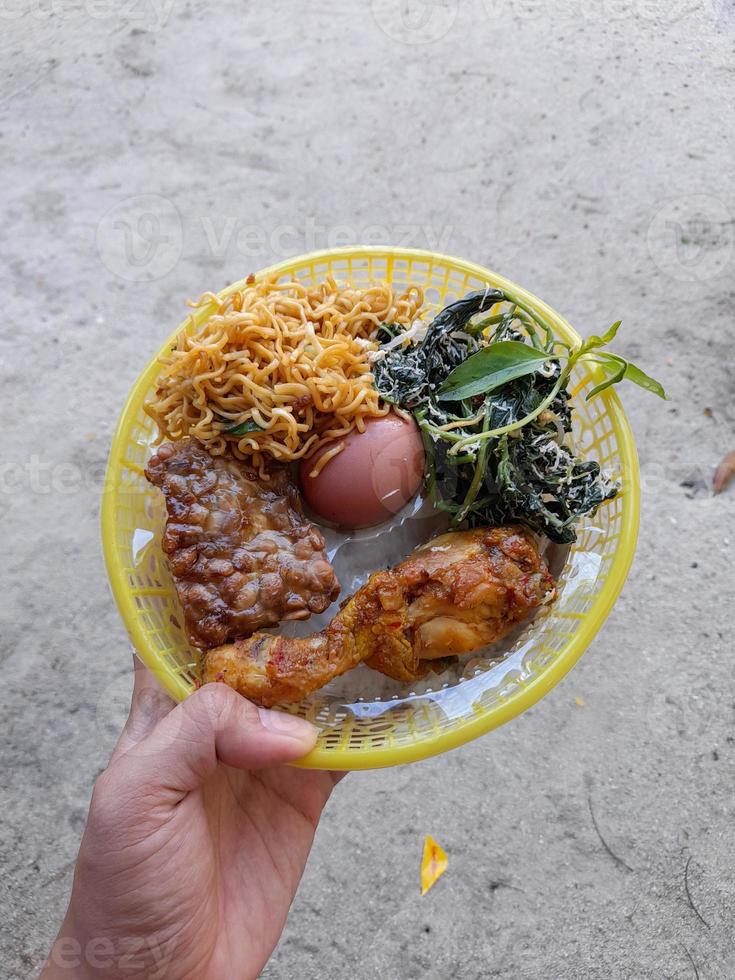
[202,526,554,705]
[145,439,339,649]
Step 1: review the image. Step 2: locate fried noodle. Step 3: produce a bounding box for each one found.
[145,276,424,477]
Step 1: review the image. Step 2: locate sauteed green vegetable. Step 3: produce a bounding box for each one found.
[374,290,665,543]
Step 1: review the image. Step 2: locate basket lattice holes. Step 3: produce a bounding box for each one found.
[103,248,637,768]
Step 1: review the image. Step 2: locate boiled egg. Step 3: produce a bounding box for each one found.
[300,413,425,529]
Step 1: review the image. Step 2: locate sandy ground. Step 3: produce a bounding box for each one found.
[1,2,734,978]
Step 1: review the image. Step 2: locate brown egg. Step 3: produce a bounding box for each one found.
[300,413,425,529]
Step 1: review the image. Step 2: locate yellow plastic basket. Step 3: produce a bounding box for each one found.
[101,247,639,769]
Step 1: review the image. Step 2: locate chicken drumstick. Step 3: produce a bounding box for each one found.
[202,526,554,706]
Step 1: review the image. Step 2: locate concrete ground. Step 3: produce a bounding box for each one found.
[1,1,734,977]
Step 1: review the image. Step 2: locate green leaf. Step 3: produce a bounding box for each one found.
[578,321,622,356]
[587,353,668,401]
[586,354,626,399]
[437,341,553,402]
[620,360,668,399]
[221,418,263,435]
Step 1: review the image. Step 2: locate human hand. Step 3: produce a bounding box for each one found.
[40,658,341,980]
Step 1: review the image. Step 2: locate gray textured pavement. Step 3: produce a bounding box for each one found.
[1,1,734,977]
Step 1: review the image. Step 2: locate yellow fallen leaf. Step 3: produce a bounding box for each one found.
[421,835,448,895]
[574,697,585,707]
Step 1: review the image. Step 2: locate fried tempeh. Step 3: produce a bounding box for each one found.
[145,439,339,649]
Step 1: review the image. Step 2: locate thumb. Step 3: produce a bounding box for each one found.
[112,682,319,800]
[109,654,175,764]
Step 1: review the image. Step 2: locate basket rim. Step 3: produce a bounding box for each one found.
[101,245,640,770]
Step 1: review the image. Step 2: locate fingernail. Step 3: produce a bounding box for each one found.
[258,707,319,741]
